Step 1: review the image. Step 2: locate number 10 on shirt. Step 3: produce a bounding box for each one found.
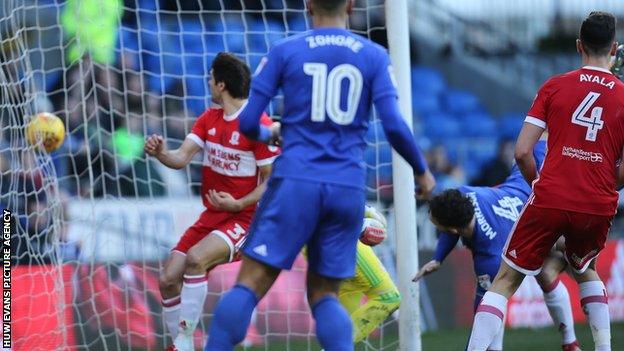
[303,63,363,125]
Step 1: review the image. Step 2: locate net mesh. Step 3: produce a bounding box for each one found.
[2,0,401,350]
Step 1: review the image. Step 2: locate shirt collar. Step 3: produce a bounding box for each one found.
[582,65,613,74]
[224,100,248,121]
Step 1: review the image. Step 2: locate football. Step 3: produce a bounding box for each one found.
[26,112,65,152]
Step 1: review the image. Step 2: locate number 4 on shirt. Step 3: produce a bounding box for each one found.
[572,91,604,142]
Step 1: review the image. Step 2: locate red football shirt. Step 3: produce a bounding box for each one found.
[526,66,624,216]
[187,105,280,212]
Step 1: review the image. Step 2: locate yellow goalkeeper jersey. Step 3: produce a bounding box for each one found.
[339,242,401,342]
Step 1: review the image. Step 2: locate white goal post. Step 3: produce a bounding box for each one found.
[386,0,421,350]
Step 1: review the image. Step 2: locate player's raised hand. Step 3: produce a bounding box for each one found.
[206,189,243,212]
[415,169,436,200]
[144,134,165,156]
[412,259,441,282]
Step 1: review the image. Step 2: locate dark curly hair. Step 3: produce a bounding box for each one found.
[211,52,251,99]
[429,189,475,229]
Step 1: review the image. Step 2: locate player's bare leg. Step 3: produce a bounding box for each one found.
[467,261,525,351]
[307,271,353,351]
[236,254,281,296]
[174,234,231,351]
[571,261,611,351]
[159,252,187,343]
[206,255,280,350]
[536,252,580,351]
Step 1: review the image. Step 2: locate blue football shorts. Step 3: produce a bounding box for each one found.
[242,177,366,279]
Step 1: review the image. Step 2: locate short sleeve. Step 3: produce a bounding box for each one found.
[525,79,555,129]
[371,49,399,103]
[250,44,283,98]
[253,114,281,166]
[187,111,208,147]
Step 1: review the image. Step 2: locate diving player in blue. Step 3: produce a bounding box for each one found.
[413,140,582,351]
[205,1,435,350]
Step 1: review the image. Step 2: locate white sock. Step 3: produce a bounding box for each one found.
[178,273,208,335]
[162,295,181,341]
[542,279,577,344]
[488,317,505,351]
[468,291,507,351]
[580,281,611,351]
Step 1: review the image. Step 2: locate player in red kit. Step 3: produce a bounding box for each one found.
[468,12,623,351]
[144,53,279,351]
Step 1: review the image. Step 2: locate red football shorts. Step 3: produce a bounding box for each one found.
[503,204,612,275]
[173,209,253,262]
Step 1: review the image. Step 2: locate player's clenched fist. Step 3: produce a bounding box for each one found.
[144,134,165,156]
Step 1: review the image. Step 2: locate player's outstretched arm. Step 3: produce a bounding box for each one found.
[144,134,202,170]
[515,122,545,184]
[375,95,435,198]
[412,232,458,282]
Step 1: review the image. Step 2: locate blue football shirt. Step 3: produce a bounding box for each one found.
[434,141,547,268]
[250,28,399,189]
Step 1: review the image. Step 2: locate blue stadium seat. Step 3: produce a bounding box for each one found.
[412,92,441,116]
[204,34,226,54]
[419,111,451,125]
[498,113,524,139]
[204,14,225,32]
[223,13,245,32]
[181,22,205,55]
[461,113,498,137]
[266,20,286,44]
[423,113,461,139]
[442,89,481,115]
[246,33,268,54]
[411,66,446,95]
[225,33,245,53]
[117,26,139,53]
[246,18,266,32]
[286,13,308,34]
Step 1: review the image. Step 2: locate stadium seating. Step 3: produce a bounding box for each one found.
[112,18,523,186]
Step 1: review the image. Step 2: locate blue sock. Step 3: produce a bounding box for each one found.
[205,284,258,351]
[312,296,353,351]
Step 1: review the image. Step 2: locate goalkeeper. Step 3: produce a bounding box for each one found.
[339,205,401,343]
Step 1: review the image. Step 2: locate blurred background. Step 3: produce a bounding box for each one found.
[1,0,623,350]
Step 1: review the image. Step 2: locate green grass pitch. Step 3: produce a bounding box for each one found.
[238,322,623,350]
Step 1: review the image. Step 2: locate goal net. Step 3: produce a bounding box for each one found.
[2,0,407,350]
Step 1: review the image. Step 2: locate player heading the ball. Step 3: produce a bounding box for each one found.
[468,11,624,351]
[205,1,435,350]
[144,52,279,351]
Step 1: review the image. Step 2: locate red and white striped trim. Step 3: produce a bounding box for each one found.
[187,133,204,147]
[581,295,608,306]
[161,296,181,308]
[525,116,546,129]
[476,304,505,321]
[183,274,208,287]
[210,230,236,262]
